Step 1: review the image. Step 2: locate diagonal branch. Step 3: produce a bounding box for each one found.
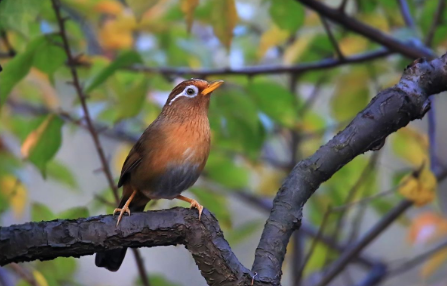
[425,0,446,47]
[296,0,434,59]
[397,0,416,30]
[251,54,447,283]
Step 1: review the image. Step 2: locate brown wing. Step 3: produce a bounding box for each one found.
[117,140,143,187]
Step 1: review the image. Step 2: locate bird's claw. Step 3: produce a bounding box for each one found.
[113,207,131,226]
[189,199,203,220]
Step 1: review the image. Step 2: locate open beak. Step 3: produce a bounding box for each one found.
[202,80,224,96]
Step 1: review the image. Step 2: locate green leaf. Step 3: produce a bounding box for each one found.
[32,35,66,75]
[37,257,77,285]
[116,73,149,120]
[211,0,238,50]
[85,50,143,93]
[248,80,298,128]
[46,160,79,190]
[136,274,180,286]
[269,0,304,33]
[31,202,56,222]
[0,46,34,104]
[58,207,89,220]
[191,187,232,228]
[226,220,263,245]
[205,154,249,189]
[331,68,369,121]
[23,115,64,175]
[0,35,62,104]
[0,0,43,37]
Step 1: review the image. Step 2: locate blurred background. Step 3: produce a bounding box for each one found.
[1,0,447,285]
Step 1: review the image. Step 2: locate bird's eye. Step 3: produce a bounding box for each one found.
[186,88,195,95]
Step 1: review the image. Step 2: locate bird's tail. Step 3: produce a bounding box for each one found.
[95,190,150,272]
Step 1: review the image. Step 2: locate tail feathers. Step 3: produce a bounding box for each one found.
[95,248,128,272]
[95,190,150,272]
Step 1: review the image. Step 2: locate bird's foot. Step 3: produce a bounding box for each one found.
[113,206,131,226]
[189,199,203,220]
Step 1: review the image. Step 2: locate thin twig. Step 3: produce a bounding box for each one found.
[296,206,332,283]
[425,0,446,47]
[314,168,447,286]
[388,239,447,277]
[77,48,393,76]
[0,30,16,57]
[330,187,396,212]
[339,0,349,12]
[320,17,344,60]
[397,0,416,30]
[50,1,150,286]
[8,264,37,286]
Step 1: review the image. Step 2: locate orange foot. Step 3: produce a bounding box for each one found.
[176,195,204,220]
[113,190,136,226]
[113,206,130,226]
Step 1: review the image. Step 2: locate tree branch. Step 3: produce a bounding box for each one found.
[73,48,393,77]
[397,0,416,30]
[425,0,446,47]
[0,208,260,286]
[296,0,434,59]
[251,54,447,283]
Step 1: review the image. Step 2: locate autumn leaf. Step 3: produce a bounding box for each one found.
[95,0,124,16]
[408,212,447,244]
[0,175,27,218]
[339,35,369,56]
[127,0,159,22]
[21,114,64,175]
[258,25,289,59]
[181,0,199,32]
[283,33,315,64]
[211,0,238,50]
[33,270,49,286]
[399,165,437,206]
[392,127,429,167]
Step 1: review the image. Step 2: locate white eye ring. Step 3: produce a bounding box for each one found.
[169,85,199,105]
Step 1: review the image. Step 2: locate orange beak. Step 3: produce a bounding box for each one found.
[202,80,224,96]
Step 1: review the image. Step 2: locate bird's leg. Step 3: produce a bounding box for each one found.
[113,190,137,226]
[175,195,203,220]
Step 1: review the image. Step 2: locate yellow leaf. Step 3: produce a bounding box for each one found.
[421,248,447,278]
[392,127,429,167]
[21,114,55,159]
[127,0,159,22]
[32,270,49,286]
[181,0,199,32]
[283,33,315,64]
[339,35,369,56]
[113,144,132,173]
[95,0,124,15]
[360,13,390,32]
[258,25,289,59]
[28,69,59,109]
[212,0,238,50]
[0,176,27,218]
[99,13,136,50]
[304,10,320,27]
[399,166,437,206]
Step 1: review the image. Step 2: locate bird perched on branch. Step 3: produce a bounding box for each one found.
[95,78,224,271]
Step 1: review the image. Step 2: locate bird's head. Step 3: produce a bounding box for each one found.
[162,79,224,117]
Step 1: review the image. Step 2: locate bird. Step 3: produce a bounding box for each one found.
[95,78,224,272]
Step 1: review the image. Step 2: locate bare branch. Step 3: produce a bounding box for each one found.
[425,0,446,47]
[397,0,416,30]
[296,0,435,59]
[320,17,344,60]
[75,48,393,77]
[0,208,261,286]
[251,54,447,283]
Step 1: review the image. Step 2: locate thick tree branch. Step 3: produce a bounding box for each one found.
[0,208,260,286]
[251,54,447,283]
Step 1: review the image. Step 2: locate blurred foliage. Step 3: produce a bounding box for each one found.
[0,0,446,285]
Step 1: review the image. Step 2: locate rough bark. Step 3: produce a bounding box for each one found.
[251,55,447,283]
[1,54,447,285]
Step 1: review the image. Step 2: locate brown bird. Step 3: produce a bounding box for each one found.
[95,78,224,271]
